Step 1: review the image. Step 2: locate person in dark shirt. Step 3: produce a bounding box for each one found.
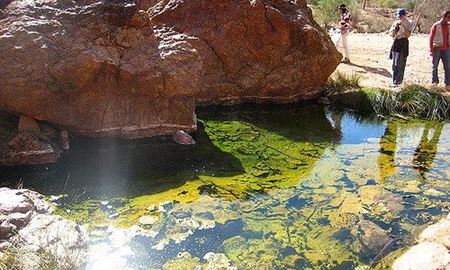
[389,8,414,88]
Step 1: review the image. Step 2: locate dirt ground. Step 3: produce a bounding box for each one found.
[334,33,448,90]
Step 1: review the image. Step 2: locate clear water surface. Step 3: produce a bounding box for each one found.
[0,103,449,270]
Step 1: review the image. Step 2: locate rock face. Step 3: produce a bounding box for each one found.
[0,0,340,140]
[0,188,89,269]
[393,214,450,270]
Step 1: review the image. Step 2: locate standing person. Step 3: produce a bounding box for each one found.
[389,8,414,87]
[336,4,352,63]
[429,11,450,88]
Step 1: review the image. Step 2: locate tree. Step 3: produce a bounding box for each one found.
[314,0,354,28]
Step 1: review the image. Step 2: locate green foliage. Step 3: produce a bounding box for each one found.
[313,0,354,28]
[405,0,418,10]
[328,84,450,120]
[397,85,449,120]
[378,0,398,8]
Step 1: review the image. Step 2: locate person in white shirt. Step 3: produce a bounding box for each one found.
[335,4,352,63]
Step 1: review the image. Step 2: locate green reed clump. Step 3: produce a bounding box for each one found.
[327,83,450,120]
[366,85,449,120]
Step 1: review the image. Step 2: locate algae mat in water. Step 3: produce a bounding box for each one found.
[0,104,449,269]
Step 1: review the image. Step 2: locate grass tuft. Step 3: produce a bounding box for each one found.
[326,84,450,120]
[326,71,362,91]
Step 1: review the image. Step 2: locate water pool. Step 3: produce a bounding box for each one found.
[1,104,449,269]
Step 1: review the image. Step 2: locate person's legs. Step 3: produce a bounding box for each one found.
[335,35,342,54]
[392,52,400,84]
[442,50,450,86]
[341,32,350,60]
[432,49,442,84]
[396,51,407,84]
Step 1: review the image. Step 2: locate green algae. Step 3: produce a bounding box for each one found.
[54,200,111,230]
[2,105,449,270]
[56,106,335,229]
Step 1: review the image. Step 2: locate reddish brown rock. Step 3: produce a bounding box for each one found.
[173,130,196,145]
[0,0,340,142]
[2,132,62,166]
[18,115,40,134]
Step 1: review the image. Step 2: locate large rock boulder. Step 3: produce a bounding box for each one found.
[393,214,450,270]
[393,242,450,270]
[0,0,340,139]
[0,188,88,269]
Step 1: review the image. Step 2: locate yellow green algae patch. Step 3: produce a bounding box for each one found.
[58,107,334,229]
[54,200,110,230]
[41,106,450,269]
[113,180,203,227]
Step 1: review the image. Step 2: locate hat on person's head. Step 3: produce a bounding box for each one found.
[338,4,347,9]
[396,8,407,18]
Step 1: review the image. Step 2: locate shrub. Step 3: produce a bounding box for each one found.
[378,0,398,8]
[313,0,354,28]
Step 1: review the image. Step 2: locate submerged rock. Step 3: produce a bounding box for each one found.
[162,251,236,270]
[355,219,391,260]
[173,130,196,145]
[203,252,237,270]
[138,215,160,227]
[0,0,340,143]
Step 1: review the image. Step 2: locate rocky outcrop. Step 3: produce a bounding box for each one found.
[0,188,88,269]
[0,113,66,166]
[393,214,450,270]
[0,0,340,141]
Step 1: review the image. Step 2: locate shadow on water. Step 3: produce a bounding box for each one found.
[197,103,341,144]
[0,103,341,202]
[0,122,245,200]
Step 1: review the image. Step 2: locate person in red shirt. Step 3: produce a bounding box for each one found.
[429,11,450,87]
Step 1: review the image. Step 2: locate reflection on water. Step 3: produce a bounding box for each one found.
[0,104,449,270]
